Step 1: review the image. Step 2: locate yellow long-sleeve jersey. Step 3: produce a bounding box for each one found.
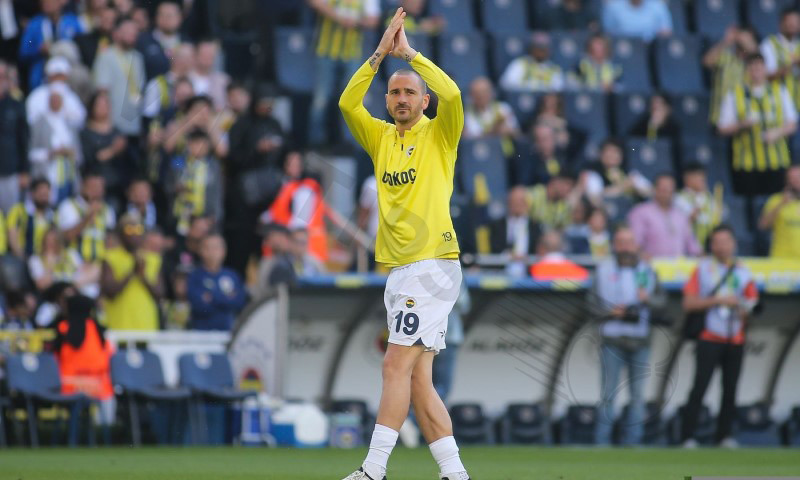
[339,53,462,267]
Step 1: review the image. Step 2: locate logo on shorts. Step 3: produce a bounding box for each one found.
[405,298,416,309]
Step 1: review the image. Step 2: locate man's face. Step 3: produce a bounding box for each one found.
[587,37,608,60]
[600,144,622,168]
[172,45,194,75]
[710,230,736,260]
[196,42,217,71]
[98,7,117,34]
[115,21,139,49]
[83,177,105,202]
[507,187,529,217]
[654,177,675,206]
[533,125,556,155]
[188,217,211,241]
[684,171,707,192]
[291,231,309,256]
[32,184,51,208]
[787,166,800,193]
[550,177,573,200]
[469,78,492,110]
[530,45,549,62]
[747,59,767,84]
[41,0,60,16]
[128,181,151,206]
[782,12,800,38]
[201,236,226,267]
[187,137,210,159]
[386,73,429,125]
[228,87,250,114]
[120,220,145,249]
[156,2,182,34]
[613,228,638,257]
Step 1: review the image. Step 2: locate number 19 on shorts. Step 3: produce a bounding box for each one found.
[394,311,420,335]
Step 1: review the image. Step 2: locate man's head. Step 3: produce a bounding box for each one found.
[41,0,62,17]
[81,172,106,202]
[386,69,429,126]
[507,186,530,217]
[780,8,800,39]
[45,56,70,84]
[283,151,304,179]
[200,234,227,270]
[547,173,575,201]
[533,124,557,156]
[171,43,195,76]
[586,34,610,61]
[536,230,564,256]
[587,206,607,233]
[97,5,118,35]
[113,16,139,50]
[709,224,737,262]
[186,128,211,159]
[786,165,800,195]
[599,139,623,168]
[682,162,708,193]
[195,40,219,73]
[187,215,212,245]
[653,174,676,208]
[265,224,292,254]
[31,178,51,209]
[291,228,310,257]
[746,53,768,85]
[227,82,251,114]
[143,228,164,253]
[174,77,195,106]
[613,225,639,265]
[127,178,152,207]
[117,214,145,251]
[528,32,551,62]
[469,77,494,111]
[156,1,182,35]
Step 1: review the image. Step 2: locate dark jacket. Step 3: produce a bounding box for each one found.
[488,217,541,255]
[0,94,28,176]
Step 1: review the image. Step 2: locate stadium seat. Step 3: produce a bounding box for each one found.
[459,137,509,205]
[221,31,258,80]
[625,137,674,181]
[679,137,732,193]
[450,193,478,253]
[490,32,528,80]
[694,0,741,41]
[724,195,757,255]
[429,0,476,32]
[666,0,689,35]
[612,92,649,136]
[275,27,315,94]
[781,406,800,446]
[670,93,712,141]
[502,90,542,131]
[450,403,493,444]
[437,32,489,91]
[654,36,705,95]
[563,91,609,144]
[330,399,375,446]
[746,0,794,40]
[341,79,388,147]
[557,405,597,445]
[111,350,196,446]
[668,404,715,445]
[611,37,653,93]
[603,194,636,225]
[499,403,551,444]
[5,353,93,447]
[612,402,666,445]
[178,353,256,444]
[481,0,528,33]
[384,33,433,77]
[550,31,589,73]
[734,402,781,446]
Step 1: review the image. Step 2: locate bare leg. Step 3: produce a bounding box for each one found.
[375,343,427,430]
[411,351,453,443]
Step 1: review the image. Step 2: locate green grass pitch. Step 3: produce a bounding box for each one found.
[1,446,798,479]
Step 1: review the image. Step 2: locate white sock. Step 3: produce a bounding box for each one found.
[363,424,398,479]
[429,436,467,477]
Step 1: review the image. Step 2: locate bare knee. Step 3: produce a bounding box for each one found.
[382,352,414,384]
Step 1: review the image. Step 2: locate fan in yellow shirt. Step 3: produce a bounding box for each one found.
[759,165,800,258]
[339,9,470,480]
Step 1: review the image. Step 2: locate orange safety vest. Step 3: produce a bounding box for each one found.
[529,260,590,282]
[268,178,328,262]
[56,319,114,400]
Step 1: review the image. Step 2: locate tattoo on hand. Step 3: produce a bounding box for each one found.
[369,51,382,68]
[403,52,412,62]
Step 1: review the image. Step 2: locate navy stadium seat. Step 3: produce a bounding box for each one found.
[694,0,740,41]
[550,31,589,72]
[458,137,508,220]
[558,404,597,445]
[275,28,315,94]
[490,32,528,80]
[666,0,689,35]
[450,194,478,253]
[341,79,388,147]
[724,195,757,255]
[450,403,493,444]
[603,195,636,225]
[611,37,653,93]
[384,33,433,77]
[437,32,489,90]
[668,404,716,445]
[782,406,800,446]
[612,402,667,445]
[499,403,551,444]
[612,92,649,136]
[529,0,602,30]
[502,90,542,131]
[670,93,712,141]
[481,0,528,33]
[654,35,705,95]
[746,0,794,40]
[429,0,476,32]
[679,137,732,192]
[625,137,675,181]
[563,91,609,143]
[735,402,781,446]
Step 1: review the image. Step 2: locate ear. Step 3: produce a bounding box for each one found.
[422,93,430,110]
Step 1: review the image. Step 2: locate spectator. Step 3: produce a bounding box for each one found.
[582,138,652,204]
[386,0,445,35]
[533,93,583,155]
[307,0,379,146]
[718,53,797,198]
[572,34,620,92]
[564,201,611,257]
[602,0,672,42]
[77,0,109,32]
[529,230,589,281]
[28,88,81,205]
[488,185,541,256]
[162,265,191,330]
[100,215,163,331]
[628,93,680,146]
[760,8,800,108]
[463,77,519,157]
[515,124,568,186]
[0,59,28,212]
[500,32,564,93]
[124,178,157,229]
[28,227,99,297]
[56,172,116,264]
[228,83,286,179]
[162,94,227,158]
[545,0,597,31]
[26,56,86,129]
[592,226,663,445]
[218,81,251,133]
[253,224,297,298]
[189,39,229,111]
[138,1,184,80]
[81,90,129,206]
[628,174,701,258]
[93,15,145,138]
[142,43,194,121]
[759,165,800,258]
[163,214,212,278]
[187,234,247,331]
[704,27,758,124]
[0,0,36,63]
[0,290,34,330]
[7,177,54,258]
[49,38,94,105]
[112,0,135,18]
[166,128,223,236]
[19,0,84,89]
[74,4,116,68]
[527,172,576,231]
[681,225,758,448]
[291,227,326,276]
[675,163,725,249]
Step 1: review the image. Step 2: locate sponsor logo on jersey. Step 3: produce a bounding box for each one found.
[382,168,416,186]
[405,298,416,309]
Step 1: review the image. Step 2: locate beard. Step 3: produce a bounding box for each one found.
[391,104,421,124]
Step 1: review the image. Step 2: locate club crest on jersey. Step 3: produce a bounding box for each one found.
[382,168,416,186]
[405,298,416,309]
[406,145,415,157]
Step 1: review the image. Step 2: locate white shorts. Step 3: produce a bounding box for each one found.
[384,258,462,354]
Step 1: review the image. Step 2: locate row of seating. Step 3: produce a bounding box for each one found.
[1,351,251,447]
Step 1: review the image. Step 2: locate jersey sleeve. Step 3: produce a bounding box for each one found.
[339,60,386,159]
[410,53,463,152]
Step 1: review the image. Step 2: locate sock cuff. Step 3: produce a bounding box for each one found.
[429,435,457,450]
[373,424,399,439]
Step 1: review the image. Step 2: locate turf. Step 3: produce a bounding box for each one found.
[0,446,798,480]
